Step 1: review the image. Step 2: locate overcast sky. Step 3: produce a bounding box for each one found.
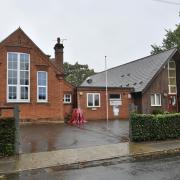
[0,0,179,72]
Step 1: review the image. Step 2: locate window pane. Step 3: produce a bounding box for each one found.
[88,94,93,106]
[109,94,120,99]
[8,53,17,69]
[8,78,17,85]
[7,53,30,102]
[20,86,28,99]
[169,70,176,77]
[64,94,71,103]
[169,78,176,85]
[151,95,155,105]
[169,61,175,69]
[20,54,29,70]
[38,72,46,86]
[8,61,18,70]
[156,94,161,105]
[38,87,46,100]
[8,53,18,61]
[170,86,177,94]
[8,86,17,99]
[20,71,29,85]
[94,94,100,106]
[8,70,17,78]
[8,70,17,85]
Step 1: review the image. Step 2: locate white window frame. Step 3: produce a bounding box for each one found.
[64,94,72,104]
[87,93,100,108]
[7,52,30,103]
[169,85,177,94]
[151,94,161,107]
[168,60,177,95]
[37,71,48,102]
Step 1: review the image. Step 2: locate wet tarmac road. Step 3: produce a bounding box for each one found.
[3,156,180,180]
[20,120,129,153]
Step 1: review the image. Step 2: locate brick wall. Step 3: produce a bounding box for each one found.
[77,87,132,120]
[0,28,74,122]
[63,81,75,118]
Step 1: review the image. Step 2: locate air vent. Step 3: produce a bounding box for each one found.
[133,83,137,86]
[121,75,125,77]
[126,84,129,87]
[139,81,143,84]
[87,78,93,84]
[127,73,130,76]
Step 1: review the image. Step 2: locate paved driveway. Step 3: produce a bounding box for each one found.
[20,120,129,153]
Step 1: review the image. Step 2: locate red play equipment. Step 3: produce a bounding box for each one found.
[68,108,87,126]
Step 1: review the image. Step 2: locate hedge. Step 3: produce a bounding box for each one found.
[0,118,15,156]
[130,113,180,142]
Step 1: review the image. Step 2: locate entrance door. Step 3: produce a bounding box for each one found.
[168,95,177,112]
[112,105,120,116]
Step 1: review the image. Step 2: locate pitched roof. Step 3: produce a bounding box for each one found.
[80,48,178,92]
[0,27,63,75]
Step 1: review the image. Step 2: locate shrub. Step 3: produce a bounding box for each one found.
[0,118,15,156]
[130,113,180,142]
[151,108,164,115]
[64,113,72,124]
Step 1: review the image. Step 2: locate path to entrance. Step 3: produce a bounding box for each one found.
[20,120,129,153]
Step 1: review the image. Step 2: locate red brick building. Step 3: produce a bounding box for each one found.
[0,28,74,122]
[1,28,180,122]
[80,48,180,120]
[77,87,133,120]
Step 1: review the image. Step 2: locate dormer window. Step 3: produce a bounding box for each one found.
[7,52,30,102]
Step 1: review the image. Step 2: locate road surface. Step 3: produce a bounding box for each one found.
[3,156,180,180]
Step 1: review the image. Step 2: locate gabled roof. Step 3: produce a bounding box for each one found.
[80,48,178,92]
[0,27,63,75]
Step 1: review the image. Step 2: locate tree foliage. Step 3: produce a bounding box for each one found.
[151,22,180,54]
[64,62,95,87]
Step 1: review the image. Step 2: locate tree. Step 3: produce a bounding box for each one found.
[64,62,95,87]
[151,20,180,54]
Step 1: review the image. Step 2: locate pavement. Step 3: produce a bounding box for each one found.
[19,120,129,153]
[0,139,180,175]
[3,156,180,180]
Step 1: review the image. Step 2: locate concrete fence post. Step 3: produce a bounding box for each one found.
[13,104,20,155]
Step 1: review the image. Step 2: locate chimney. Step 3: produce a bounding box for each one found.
[54,37,64,73]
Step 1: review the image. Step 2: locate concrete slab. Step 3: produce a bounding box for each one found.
[0,139,180,175]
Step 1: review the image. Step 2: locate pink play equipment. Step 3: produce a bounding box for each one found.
[68,108,87,126]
